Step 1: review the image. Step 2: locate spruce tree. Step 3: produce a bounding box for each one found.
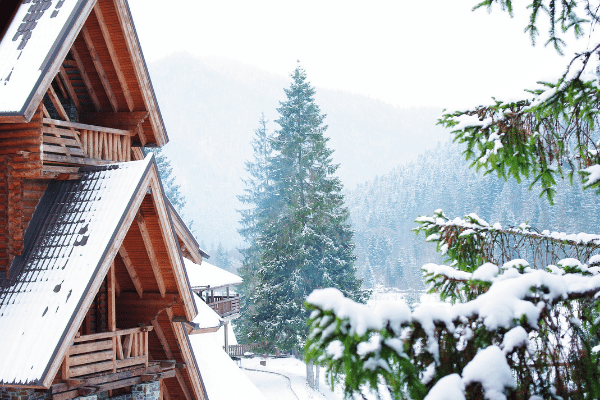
[243,64,364,351]
[236,114,274,341]
[147,147,186,213]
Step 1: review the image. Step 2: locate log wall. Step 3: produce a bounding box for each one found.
[0,106,46,274]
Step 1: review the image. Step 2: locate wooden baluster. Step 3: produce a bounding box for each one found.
[113,134,118,161]
[116,135,122,162]
[116,333,124,360]
[121,136,126,162]
[126,136,131,161]
[94,131,100,159]
[108,133,113,161]
[88,131,94,158]
[82,130,88,157]
[133,332,139,357]
[123,332,132,358]
[99,131,104,160]
[144,331,149,367]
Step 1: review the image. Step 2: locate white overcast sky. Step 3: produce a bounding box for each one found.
[128,0,586,110]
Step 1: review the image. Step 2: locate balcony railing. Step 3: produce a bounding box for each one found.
[205,294,240,318]
[42,118,132,170]
[62,327,152,379]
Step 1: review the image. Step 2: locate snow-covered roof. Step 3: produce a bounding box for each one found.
[0,0,94,118]
[0,156,152,387]
[192,293,222,329]
[184,258,243,290]
[188,328,265,400]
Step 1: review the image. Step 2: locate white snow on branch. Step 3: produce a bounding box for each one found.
[582,164,600,188]
[462,346,516,400]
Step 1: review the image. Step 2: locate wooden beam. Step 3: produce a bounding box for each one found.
[52,370,176,400]
[47,84,70,122]
[93,3,134,112]
[52,364,162,394]
[116,292,179,309]
[81,25,119,113]
[136,211,166,297]
[136,124,147,146]
[70,47,102,112]
[119,246,143,298]
[58,66,81,110]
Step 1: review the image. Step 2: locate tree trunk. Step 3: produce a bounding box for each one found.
[306,360,315,389]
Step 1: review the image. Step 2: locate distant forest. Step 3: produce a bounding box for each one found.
[346,141,600,291]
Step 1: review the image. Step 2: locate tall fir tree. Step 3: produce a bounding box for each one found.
[236,114,274,340]
[241,64,365,351]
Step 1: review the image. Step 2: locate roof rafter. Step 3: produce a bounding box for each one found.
[81,25,119,113]
[136,210,166,298]
[119,245,143,298]
[58,66,81,111]
[70,47,102,112]
[93,3,134,112]
[47,84,70,122]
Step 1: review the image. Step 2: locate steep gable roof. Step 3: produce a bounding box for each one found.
[0,0,167,146]
[0,154,198,388]
[0,156,152,387]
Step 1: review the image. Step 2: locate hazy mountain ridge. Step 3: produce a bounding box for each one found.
[148,53,448,247]
[346,142,600,289]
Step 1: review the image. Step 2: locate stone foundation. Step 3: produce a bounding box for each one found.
[0,388,48,400]
[0,380,160,400]
[74,381,161,400]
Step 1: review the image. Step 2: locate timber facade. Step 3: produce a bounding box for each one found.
[0,2,210,400]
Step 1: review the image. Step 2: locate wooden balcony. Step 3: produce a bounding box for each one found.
[206,294,240,318]
[42,118,132,175]
[62,327,152,379]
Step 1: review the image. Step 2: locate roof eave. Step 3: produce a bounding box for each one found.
[0,0,96,124]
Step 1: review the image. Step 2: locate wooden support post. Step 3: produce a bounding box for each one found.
[81,26,119,113]
[136,211,166,297]
[70,47,102,112]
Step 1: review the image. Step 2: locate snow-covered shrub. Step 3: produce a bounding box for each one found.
[306,212,600,399]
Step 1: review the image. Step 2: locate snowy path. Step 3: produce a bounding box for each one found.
[242,368,298,400]
[240,357,343,400]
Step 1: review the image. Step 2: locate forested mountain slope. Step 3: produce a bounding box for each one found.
[347,142,600,290]
[147,53,447,246]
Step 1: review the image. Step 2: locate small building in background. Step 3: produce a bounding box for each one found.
[183,259,243,353]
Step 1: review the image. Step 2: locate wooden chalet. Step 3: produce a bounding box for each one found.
[0,2,210,400]
[183,260,243,353]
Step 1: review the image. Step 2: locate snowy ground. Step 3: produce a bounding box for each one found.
[240,357,343,400]
[236,289,440,400]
